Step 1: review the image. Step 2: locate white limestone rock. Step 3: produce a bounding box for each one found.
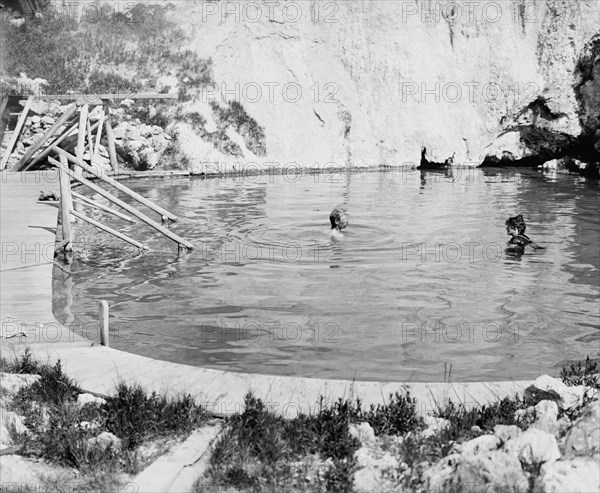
[76,393,107,408]
[538,457,600,493]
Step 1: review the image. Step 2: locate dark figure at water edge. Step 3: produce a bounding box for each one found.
[330,208,349,239]
[39,190,59,201]
[505,214,544,254]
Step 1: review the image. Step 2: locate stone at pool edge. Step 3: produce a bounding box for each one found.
[523,374,595,411]
[562,398,600,458]
[0,373,41,396]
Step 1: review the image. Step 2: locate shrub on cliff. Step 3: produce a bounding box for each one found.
[1,2,212,97]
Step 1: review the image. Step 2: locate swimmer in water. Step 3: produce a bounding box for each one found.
[329,207,349,240]
[505,214,544,254]
[330,207,349,232]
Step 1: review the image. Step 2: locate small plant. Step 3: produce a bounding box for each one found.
[210,100,267,156]
[359,391,424,436]
[0,347,41,374]
[128,103,174,128]
[560,356,600,389]
[103,382,209,450]
[435,395,533,441]
[11,355,81,408]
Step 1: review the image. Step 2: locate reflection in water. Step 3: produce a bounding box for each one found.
[54,168,600,382]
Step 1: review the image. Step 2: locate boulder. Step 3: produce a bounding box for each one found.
[112,122,129,140]
[76,393,107,408]
[353,445,399,493]
[139,124,154,138]
[537,456,600,493]
[0,373,40,395]
[139,148,160,170]
[456,434,501,456]
[424,450,528,493]
[504,428,561,467]
[87,431,121,452]
[0,408,29,448]
[0,455,77,488]
[530,400,560,434]
[540,158,563,170]
[40,115,55,126]
[562,399,600,457]
[27,100,53,116]
[349,422,376,446]
[483,131,534,163]
[421,416,451,438]
[524,375,592,411]
[493,424,522,444]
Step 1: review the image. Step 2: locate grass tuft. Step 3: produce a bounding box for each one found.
[104,382,209,450]
[560,356,600,390]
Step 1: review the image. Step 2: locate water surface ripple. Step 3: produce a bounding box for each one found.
[53,168,600,381]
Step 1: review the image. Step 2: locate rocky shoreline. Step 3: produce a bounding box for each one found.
[2,352,598,492]
[3,95,599,179]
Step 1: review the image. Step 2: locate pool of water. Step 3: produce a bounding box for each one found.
[53,167,600,382]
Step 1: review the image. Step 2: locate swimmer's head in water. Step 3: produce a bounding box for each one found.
[330,208,349,230]
[505,214,526,236]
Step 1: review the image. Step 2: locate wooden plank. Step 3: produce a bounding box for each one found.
[93,113,105,158]
[1,96,33,170]
[71,190,135,223]
[48,156,193,250]
[104,105,118,174]
[75,104,88,177]
[14,103,78,171]
[52,146,179,222]
[86,118,94,161]
[24,119,99,171]
[24,121,78,170]
[69,208,147,251]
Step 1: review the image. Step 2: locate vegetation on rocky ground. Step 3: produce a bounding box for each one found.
[1,348,210,490]
[1,1,210,97]
[3,349,598,492]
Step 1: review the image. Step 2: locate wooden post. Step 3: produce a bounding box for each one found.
[14,103,78,171]
[1,96,33,170]
[103,104,118,174]
[48,156,193,250]
[52,146,179,222]
[71,190,135,223]
[58,158,72,255]
[69,208,147,250]
[75,104,88,177]
[99,300,109,347]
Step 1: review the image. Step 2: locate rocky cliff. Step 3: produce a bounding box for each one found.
[167,0,599,170]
